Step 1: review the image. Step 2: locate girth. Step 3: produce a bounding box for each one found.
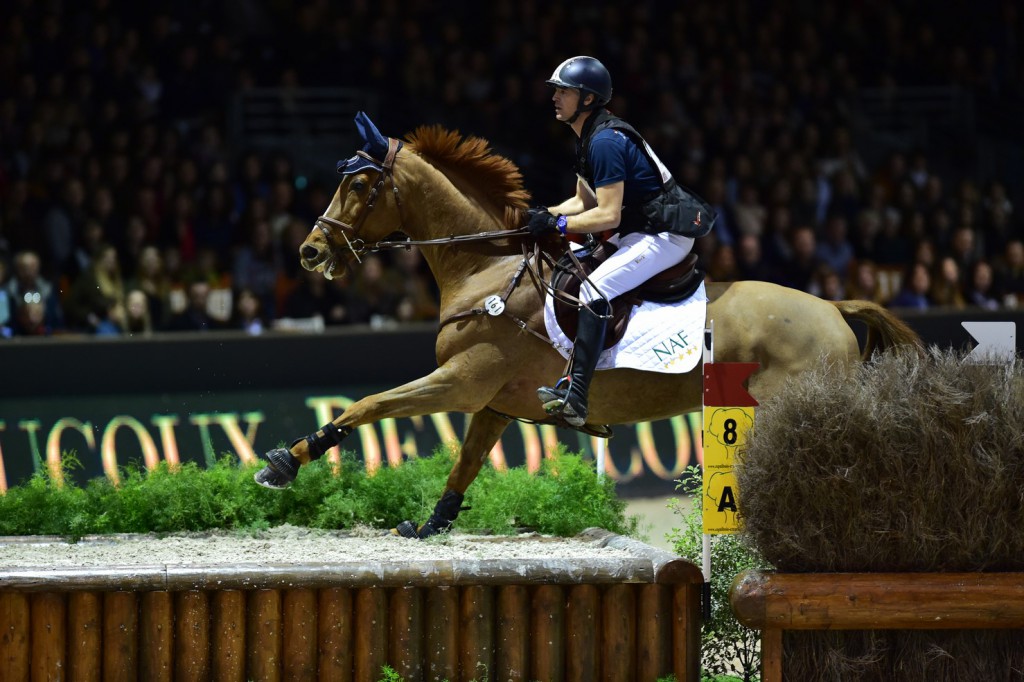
[551,242,703,349]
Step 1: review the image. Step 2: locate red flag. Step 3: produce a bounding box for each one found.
[703,362,759,407]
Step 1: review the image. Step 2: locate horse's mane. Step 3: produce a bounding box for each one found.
[405,125,530,229]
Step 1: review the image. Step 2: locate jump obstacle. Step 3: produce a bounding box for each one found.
[0,529,702,682]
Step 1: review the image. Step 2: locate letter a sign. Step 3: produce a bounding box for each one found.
[702,362,758,534]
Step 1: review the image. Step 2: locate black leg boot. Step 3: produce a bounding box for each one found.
[393,490,468,539]
[537,299,609,427]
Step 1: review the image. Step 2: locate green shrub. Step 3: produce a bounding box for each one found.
[668,465,764,682]
[0,447,638,539]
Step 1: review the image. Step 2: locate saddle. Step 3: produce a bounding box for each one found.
[551,240,704,350]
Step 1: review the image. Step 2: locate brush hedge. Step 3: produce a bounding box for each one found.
[738,348,1024,681]
[0,447,638,540]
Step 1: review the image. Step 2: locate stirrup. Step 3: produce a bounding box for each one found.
[537,376,571,411]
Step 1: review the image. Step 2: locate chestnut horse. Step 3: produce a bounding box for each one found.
[254,113,922,538]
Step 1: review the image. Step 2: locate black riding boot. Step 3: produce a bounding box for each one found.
[537,299,609,427]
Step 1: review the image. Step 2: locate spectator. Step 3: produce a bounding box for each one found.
[777,226,822,294]
[930,256,967,309]
[391,247,440,321]
[965,261,1001,311]
[122,289,153,336]
[5,251,64,332]
[888,262,932,310]
[164,280,220,332]
[65,243,126,332]
[347,254,403,325]
[815,213,855,279]
[11,294,51,336]
[996,239,1024,308]
[232,220,281,320]
[735,234,776,283]
[282,269,352,326]
[948,225,982,275]
[41,177,87,281]
[847,260,886,305]
[230,287,265,335]
[815,266,846,302]
[707,244,739,283]
[126,245,171,328]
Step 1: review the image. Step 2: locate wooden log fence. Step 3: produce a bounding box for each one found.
[730,569,1024,682]
[0,528,703,682]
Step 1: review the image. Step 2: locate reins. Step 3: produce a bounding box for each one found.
[316,136,608,342]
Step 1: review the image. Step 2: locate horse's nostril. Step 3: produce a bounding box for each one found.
[301,245,319,260]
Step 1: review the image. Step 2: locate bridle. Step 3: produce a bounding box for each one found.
[311,137,530,274]
[313,137,404,266]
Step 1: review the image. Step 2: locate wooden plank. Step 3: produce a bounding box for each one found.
[247,589,283,682]
[175,591,210,681]
[637,584,671,681]
[731,570,1024,630]
[601,584,635,682]
[495,585,529,682]
[31,592,66,682]
[566,585,600,682]
[212,590,246,682]
[283,588,318,682]
[389,587,423,682]
[424,586,458,682]
[103,592,139,682]
[353,587,387,682]
[68,592,101,682]
[530,585,565,682]
[459,585,494,682]
[317,588,353,682]
[139,591,173,682]
[0,591,30,682]
[672,583,701,682]
[760,628,783,682]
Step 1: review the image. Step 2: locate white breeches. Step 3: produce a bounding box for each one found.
[579,231,695,303]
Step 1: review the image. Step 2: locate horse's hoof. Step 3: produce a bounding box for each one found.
[254,447,301,489]
[394,520,422,539]
[254,465,292,490]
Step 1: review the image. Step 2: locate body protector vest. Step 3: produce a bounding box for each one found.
[576,110,715,238]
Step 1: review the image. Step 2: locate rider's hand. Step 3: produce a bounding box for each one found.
[526,209,559,236]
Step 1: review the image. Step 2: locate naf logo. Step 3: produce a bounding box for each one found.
[651,330,693,365]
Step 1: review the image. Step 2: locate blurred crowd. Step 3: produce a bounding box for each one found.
[0,0,1021,338]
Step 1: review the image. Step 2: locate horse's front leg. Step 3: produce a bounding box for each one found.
[254,361,502,489]
[393,407,512,539]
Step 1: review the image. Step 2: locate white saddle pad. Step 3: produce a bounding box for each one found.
[543,281,707,374]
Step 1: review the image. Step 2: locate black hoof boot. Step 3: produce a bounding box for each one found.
[391,490,468,540]
[254,448,300,490]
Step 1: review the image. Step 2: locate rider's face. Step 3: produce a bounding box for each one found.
[552,87,581,121]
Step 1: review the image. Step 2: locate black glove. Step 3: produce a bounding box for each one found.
[526,209,558,236]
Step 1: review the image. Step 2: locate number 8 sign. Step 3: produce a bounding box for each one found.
[702,362,759,535]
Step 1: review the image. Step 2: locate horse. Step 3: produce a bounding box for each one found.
[254,112,923,538]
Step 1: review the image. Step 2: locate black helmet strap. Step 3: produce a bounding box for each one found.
[565,90,597,125]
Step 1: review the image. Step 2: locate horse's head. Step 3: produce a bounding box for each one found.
[300,112,404,279]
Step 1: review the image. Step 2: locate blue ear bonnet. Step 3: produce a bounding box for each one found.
[336,111,401,176]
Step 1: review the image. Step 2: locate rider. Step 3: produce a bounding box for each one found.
[527,56,715,427]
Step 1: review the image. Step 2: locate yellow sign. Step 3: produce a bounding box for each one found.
[702,406,755,534]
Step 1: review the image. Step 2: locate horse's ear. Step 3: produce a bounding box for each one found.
[354,111,389,160]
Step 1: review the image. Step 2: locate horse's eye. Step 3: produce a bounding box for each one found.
[351,179,366,192]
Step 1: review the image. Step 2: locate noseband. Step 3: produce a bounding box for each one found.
[314,137,404,265]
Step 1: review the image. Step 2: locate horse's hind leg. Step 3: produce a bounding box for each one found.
[394,408,512,539]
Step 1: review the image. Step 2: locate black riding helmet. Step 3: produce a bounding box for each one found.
[546,56,612,122]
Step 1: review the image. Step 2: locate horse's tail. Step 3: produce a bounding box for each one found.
[833,300,925,361]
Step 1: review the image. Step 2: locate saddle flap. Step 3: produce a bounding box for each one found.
[551,245,704,350]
